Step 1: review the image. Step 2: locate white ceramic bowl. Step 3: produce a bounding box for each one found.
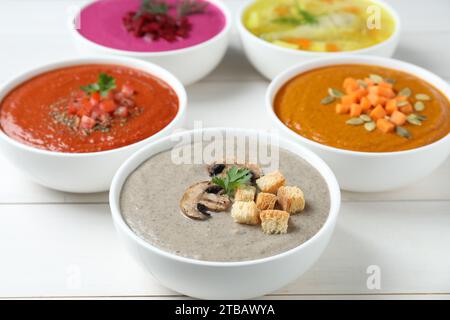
[0,57,187,193]
[267,56,450,192]
[69,0,231,86]
[237,0,401,80]
[110,128,341,299]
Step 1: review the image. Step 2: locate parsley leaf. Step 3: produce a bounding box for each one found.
[80,73,116,97]
[298,9,318,24]
[211,166,252,196]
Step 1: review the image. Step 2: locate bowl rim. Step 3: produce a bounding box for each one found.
[69,0,232,57]
[109,127,341,267]
[0,56,187,158]
[266,55,450,157]
[236,0,401,56]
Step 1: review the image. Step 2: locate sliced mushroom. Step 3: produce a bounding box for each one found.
[180,181,231,220]
[207,161,262,183]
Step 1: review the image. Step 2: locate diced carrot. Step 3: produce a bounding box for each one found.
[385,99,398,115]
[343,78,359,94]
[350,103,363,117]
[352,88,368,101]
[378,81,393,89]
[364,78,375,86]
[376,118,395,133]
[336,103,350,114]
[370,105,387,122]
[287,38,311,49]
[400,104,414,114]
[344,6,360,14]
[368,86,395,98]
[390,111,407,126]
[367,94,387,107]
[360,97,371,111]
[341,95,357,107]
[326,43,340,52]
[275,5,289,16]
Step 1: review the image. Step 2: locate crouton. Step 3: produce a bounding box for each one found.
[260,210,290,234]
[256,171,285,194]
[256,192,277,211]
[231,201,260,225]
[277,186,305,214]
[234,185,256,202]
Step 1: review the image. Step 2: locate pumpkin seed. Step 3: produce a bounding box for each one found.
[396,126,411,139]
[346,118,365,126]
[360,114,372,122]
[369,74,383,84]
[415,114,427,121]
[364,121,376,132]
[415,93,431,101]
[328,88,344,98]
[357,79,368,88]
[385,78,396,85]
[414,101,425,111]
[406,114,422,126]
[321,95,335,105]
[398,87,412,97]
[396,100,409,107]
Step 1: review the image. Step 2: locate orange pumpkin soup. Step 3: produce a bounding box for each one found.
[274,65,450,152]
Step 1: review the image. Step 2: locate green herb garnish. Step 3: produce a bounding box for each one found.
[297,9,318,24]
[80,73,116,97]
[211,166,252,196]
[272,8,317,26]
[136,0,169,17]
[177,0,209,18]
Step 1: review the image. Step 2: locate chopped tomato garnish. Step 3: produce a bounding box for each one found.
[121,84,134,97]
[114,106,128,118]
[90,92,100,106]
[67,103,78,115]
[99,99,117,113]
[80,115,96,130]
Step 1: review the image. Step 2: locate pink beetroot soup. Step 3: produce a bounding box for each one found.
[76,0,226,52]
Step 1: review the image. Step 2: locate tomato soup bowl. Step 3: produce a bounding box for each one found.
[266,56,450,192]
[237,0,400,80]
[109,128,341,299]
[69,0,231,86]
[0,57,187,193]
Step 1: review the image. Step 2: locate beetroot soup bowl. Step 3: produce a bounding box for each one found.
[70,0,232,85]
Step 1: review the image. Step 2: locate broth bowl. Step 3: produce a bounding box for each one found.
[237,0,401,80]
[69,0,232,86]
[110,128,341,299]
[0,57,187,193]
[266,56,450,192]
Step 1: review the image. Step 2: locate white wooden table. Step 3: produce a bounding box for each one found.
[0,0,449,300]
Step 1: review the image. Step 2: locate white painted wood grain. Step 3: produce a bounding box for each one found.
[1,201,449,298]
[0,0,449,299]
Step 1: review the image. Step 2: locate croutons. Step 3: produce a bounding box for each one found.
[260,210,290,234]
[256,192,277,211]
[277,186,305,214]
[234,185,256,202]
[256,171,285,194]
[231,201,260,225]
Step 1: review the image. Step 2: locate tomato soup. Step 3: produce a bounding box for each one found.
[0,64,179,153]
[274,65,450,152]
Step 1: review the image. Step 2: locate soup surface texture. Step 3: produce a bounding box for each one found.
[77,0,226,52]
[243,0,395,52]
[120,145,331,262]
[274,65,450,152]
[0,64,179,153]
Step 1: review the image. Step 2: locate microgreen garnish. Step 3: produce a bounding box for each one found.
[136,0,169,17]
[211,166,252,196]
[177,0,209,18]
[80,73,116,97]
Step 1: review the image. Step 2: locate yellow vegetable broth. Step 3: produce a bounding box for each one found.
[243,0,396,52]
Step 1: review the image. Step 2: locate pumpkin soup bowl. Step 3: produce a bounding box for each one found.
[237,0,401,80]
[69,0,232,86]
[0,57,187,193]
[266,56,450,192]
[109,128,341,299]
